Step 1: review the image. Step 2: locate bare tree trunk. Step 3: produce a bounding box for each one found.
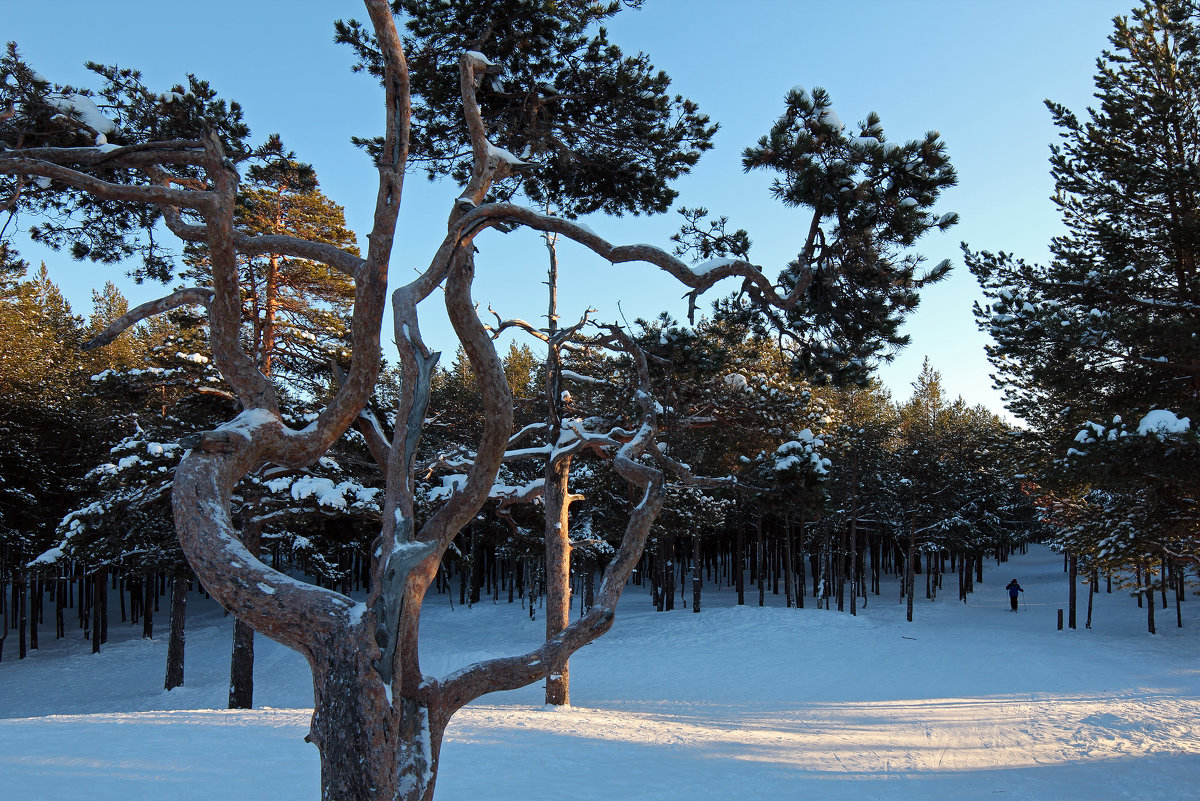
[544,453,572,705]
[142,574,154,639]
[692,533,702,613]
[1161,555,1169,609]
[848,516,858,616]
[309,637,442,801]
[19,576,28,659]
[1176,562,1184,629]
[230,522,263,709]
[1068,552,1077,629]
[905,516,916,624]
[164,575,187,690]
[796,516,806,610]
[735,523,745,605]
[783,513,794,609]
[90,572,100,655]
[757,516,765,608]
[1085,568,1095,630]
[29,578,38,651]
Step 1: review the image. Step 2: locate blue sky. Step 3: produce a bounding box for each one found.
[6,0,1136,415]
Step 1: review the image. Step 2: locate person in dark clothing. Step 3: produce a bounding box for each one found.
[1006,579,1023,611]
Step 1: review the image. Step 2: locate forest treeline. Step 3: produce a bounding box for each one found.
[5,0,1200,696]
[0,241,1044,678]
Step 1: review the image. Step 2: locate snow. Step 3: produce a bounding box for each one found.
[3,546,1200,800]
[486,142,526,166]
[464,50,495,67]
[48,93,116,134]
[1136,409,1190,437]
[689,256,741,277]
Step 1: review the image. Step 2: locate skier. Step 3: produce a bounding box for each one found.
[1006,579,1023,612]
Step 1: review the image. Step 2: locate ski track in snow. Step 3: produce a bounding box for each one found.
[2,545,1200,800]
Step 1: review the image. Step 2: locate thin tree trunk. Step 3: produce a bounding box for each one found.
[783,514,794,609]
[1068,552,1077,629]
[735,523,745,606]
[757,516,765,608]
[28,578,38,651]
[230,522,263,709]
[1085,568,1095,630]
[796,515,806,609]
[142,574,154,638]
[19,577,28,659]
[544,452,573,706]
[90,572,100,654]
[164,575,187,690]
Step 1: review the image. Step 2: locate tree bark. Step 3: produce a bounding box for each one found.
[692,533,702,613]
[90,572,100,655]
[230,522,263,708]
[142,574,154,638]
[543,453,572,705]
[164,575,187,690]
[1068,552,1078,629]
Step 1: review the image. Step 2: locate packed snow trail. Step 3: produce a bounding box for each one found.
[2,545,1198,800]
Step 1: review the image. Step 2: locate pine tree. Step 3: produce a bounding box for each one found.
[968,0,1200,583]
[337,0,716,217]
[730,86,958,385]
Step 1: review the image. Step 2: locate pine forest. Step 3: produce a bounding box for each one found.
[1,2,1199,800]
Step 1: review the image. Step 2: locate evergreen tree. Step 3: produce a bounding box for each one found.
[337,0,716,216]
[689,85,959,385]
[968,0,1200,584]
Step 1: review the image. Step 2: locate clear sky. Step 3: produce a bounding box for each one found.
[5,0,1137,415]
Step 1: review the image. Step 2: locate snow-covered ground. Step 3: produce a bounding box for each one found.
[2,545,1199,800]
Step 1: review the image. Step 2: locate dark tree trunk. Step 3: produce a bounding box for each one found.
[735,524,745,606]
[905,546,915,623]
[692,534,702,613]
[99,569,108,644]
[783,515,794,609]
[469,528,484,606]
[1176,563,1184,629]
[1085,569,1095,629]
[757,517,765,608]
[1068,553,1077,629]
[1161,556,1169,609]
[55,577,65,639]
[142,574,154,639]
[28,578,38,651]
[796,515,806,609]
[164,576,187,690]
[230,522,263,709]
[90,573,100,655]
[664,538,675,612]
[18,577,27,659]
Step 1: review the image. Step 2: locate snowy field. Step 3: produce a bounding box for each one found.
[2,545,1199,800]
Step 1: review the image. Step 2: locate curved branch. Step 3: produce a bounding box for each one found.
[293,0,410,463]
[12,140,210,168]
[440,326,665,712]
[0,156,215,210]
[83,287,213,349]
[437,203,814,321]
[172,411,357,658]
[160,202,365,278]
